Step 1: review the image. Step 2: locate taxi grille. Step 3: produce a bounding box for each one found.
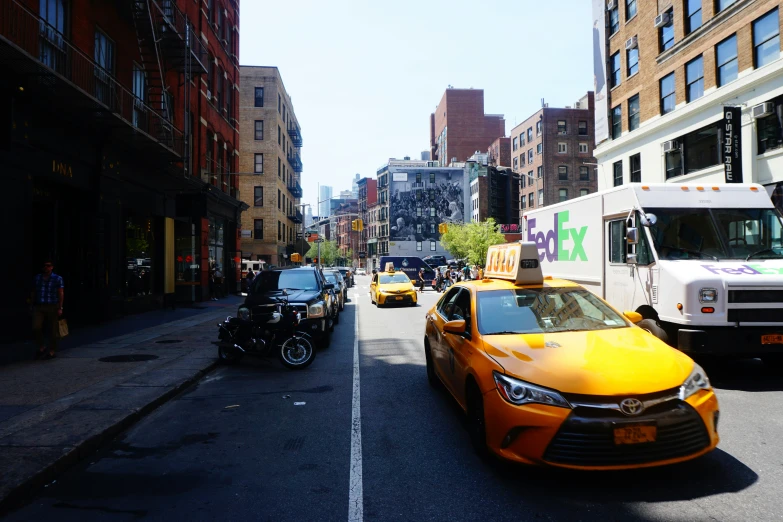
[543,402,710,467]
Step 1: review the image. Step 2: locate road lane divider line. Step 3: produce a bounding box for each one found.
[348,295,363,522]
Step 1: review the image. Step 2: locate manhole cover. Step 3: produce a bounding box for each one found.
[99,354,160,363]
[155,339,183,344]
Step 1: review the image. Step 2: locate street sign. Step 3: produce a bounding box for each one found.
[296,233,303,240]
[307,233,320,242]
[358,251,366,258]
[314,238,325,243]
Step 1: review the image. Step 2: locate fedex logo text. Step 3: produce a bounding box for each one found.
[527,211,588,262]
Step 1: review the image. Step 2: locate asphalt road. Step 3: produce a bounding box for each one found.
[7,275,783,521]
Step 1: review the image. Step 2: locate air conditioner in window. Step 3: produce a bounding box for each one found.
[654,12,670,28]
[663,139,679,153]
[625,36,638,50]
[607,0,617,9]
[752,102,775,119]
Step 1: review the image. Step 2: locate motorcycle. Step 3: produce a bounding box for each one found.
[216,296,316,369]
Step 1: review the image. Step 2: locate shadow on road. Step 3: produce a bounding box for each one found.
[700,357,783,392]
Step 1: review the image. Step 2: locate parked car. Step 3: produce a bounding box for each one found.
[323,270,346,311]
[336,266,354,287]
[422,255,446,268]
[355,268,366,276]
[245,267,336,347]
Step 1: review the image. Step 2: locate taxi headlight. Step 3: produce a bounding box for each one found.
[699,288,718,303]
[493,371,571,409]
[237,307,250,321]
[679,363,711,400]
[308,303,325,318]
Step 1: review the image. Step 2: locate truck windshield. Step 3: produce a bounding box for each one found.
[477,288,628,335]
[646,207,783,260]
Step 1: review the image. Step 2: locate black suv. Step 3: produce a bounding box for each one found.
[245,267,335,346]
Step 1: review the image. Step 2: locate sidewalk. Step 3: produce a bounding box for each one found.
[0,295,243,514]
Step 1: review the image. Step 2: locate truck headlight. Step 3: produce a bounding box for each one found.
[237,307,250,321]
[699,288,718,303]
[493,371,571,409]
[679,363,711,400]
[308,303,325,318]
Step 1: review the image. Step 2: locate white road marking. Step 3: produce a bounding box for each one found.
[348,293,363,522]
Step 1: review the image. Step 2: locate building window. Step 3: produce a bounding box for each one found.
[520,133,525,145]
[578,120,588,135]
[520,153,525,166]
[278,93,281,113]
[579,142,589,153]
[628,94,640,131]
[430,223,435,234]
[660,73,675,115]
[521,198,526,210]
[528,192,534,208]
[558,166,568,180]
[277,125,281,145]
[626,0,637,20]
[254,153,263,174]
[557,120,567,134]
[685,0,702,34]
[609,4,619,35]
[94,29,115,104]
[536,121,542,135]
[611,105,622,139]
[416,241,422,251]
[513,157,518,169]
[278,221,281,241]
[416,207,422,217]
[579,166,590,181]
[754,8,780,68]
[716,35,738,86]
[537,166,543,178]
[254,219,263,240]
[430,207,436,217]
[758,96,783,153]
[254,187,264,206]
[538,189,544,206]
[610,52,621,88]
[580,189,589,197]
[277,189,281,209]
[715,0,737,13]
[537,143,543,154]
[559,189,568,202]
[659,9,674,52]
[630,153,641,182]
[430,241,436,251]
[665,123,720,179]
[254,87,264,107]
[512,137,518,151]
[430,173,436,183]
[527,127,533,141]
[557,143,566,153]
[686,56,704,102]
[528,149,534,162]
[613,161,623,186]
[627,47,639,77]
[254,120,264,140]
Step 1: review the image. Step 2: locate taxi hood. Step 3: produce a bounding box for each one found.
[380,282,414,292]
[482,327,694,396]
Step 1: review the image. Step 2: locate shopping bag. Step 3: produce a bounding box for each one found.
[58,319,69,338]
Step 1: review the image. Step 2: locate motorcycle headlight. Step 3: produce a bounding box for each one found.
[699,288,718,303]
[679,363,711,400]
[493,371,571,409]
[308,303,325,318]
[237,307,250,321]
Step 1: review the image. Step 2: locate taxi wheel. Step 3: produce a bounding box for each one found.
[466,383,489,457]
[637,319,669,343]
[424,339,440,388]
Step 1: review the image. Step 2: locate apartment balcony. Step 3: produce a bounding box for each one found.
[288,151,303,173]
[133,0,207,75]
[288,181,303,198]
[287,124,302,148]
[289,210,303,224]
[0,0,183,161]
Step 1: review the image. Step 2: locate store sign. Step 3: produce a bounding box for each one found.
[723,106,743,183]
[240,230,252,238]
[499,224,521,234]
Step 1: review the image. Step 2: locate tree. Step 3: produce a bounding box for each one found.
[305,240,339,265]
[439,224,470,260]
[438,218,506,266]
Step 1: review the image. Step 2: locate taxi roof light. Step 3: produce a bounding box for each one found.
[484,242,543,285]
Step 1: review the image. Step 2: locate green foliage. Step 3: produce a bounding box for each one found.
[439,218,507,266]
[305,240,339,265]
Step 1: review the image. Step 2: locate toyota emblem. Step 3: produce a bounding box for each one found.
[620,398,644,416]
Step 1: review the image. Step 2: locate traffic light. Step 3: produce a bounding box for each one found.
[290,253,302,262]
[351,219,358,231]
[438,223,448,234]
[313,257,318,264]
[356,219,364,231]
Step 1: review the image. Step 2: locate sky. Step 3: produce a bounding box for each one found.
[239,0,595,212]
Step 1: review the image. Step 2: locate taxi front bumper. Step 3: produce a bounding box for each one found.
[378,291,417,305]
[482,388,719,470]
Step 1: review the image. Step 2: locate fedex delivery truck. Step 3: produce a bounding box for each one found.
[523,182,783,364]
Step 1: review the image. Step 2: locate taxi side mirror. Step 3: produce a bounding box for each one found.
[623,311,643,324]
[443,319,467,335]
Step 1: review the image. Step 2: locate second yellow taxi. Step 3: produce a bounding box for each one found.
[424,242,719,470]
[370,264,418,307]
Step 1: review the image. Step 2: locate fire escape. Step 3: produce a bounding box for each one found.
[287,122,303,198]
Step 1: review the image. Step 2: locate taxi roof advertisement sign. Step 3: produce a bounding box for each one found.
[485,242,543,285]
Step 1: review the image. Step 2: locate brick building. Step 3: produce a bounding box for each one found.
[488,137,511,167]
[430,88,506,166]
[335,200,359,265]
[510,92,597,213]
[469,167,521,226]
[1,0,243,341]
[238,66,303,267]
[593,0,783,203]
[356,177,376,268]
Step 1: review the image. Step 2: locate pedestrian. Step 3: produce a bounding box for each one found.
[30,259,64,360]
[462,264,470,281]
[214,265,224,298]
[208,263,217,300]
[478,265,484,279]
[417,268,425,292]
[470,264,479,280]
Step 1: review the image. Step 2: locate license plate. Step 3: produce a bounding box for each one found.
[613,424,657,445]
[762,334,783,345]
[395,296,403,300]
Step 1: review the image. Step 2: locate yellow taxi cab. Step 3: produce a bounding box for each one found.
[370,263,418,307]
[424,242,719,469]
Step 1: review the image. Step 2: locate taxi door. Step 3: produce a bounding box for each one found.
[370,273,379,302]
[428,287,461,388]
[440,287,477,407]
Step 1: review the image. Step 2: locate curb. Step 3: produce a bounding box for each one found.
[0,360,219,516]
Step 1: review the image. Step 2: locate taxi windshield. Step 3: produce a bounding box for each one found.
[379,273,410,284]
[477,288,628,335]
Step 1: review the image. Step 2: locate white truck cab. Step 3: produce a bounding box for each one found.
[523,182,783,363]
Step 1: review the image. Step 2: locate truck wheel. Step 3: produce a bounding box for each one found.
[638,319,668,343]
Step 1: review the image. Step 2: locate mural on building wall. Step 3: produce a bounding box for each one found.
[389,171,464,242]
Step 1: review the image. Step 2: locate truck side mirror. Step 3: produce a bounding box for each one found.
[626,253,638,265]
[639,213,657,227]
[626,227,639,245]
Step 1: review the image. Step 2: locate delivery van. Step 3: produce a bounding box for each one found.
[378,256,437,287]
[523,182,783,364]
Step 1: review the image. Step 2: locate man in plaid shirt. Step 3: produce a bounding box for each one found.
[30,260,64,359]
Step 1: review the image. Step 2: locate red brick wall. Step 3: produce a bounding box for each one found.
[431,89,506,164]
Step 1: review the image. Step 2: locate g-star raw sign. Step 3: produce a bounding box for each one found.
[526,211,588,262]
[723,106,743,183]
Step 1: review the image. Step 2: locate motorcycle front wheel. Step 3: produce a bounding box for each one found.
[218,343,243,365]
[279,335,316,369]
